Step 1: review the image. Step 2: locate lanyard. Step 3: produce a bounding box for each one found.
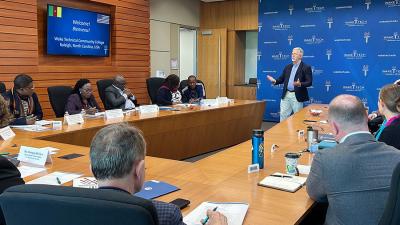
[375,119,387,140]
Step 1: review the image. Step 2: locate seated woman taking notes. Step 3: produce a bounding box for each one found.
[66,79,100,115]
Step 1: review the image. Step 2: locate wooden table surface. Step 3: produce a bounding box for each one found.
[13,100,266,160]
[1,102,330,225]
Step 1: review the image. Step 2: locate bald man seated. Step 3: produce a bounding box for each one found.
[104,75,138,110]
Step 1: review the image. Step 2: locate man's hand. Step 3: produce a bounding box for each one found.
[123,89,133,97]
[267,75,276,84]
[85,107,97,115]
[205,210,228,225]
[26,115,37,125]
[294,78,301,87]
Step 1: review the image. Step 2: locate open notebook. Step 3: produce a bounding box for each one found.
[258,172,307,193]
[184,202,249,225]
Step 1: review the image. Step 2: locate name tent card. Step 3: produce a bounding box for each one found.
[65,114,84,125]
[139,105,159,114]
[17,146,52,166]
[52,121,62,130]
[0,126,16,141]
[105,109,124,120]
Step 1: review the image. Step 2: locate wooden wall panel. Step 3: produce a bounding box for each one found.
[0,0,150,118]
[200,1,235,30]
[200,0,258,31]
[234,0,258,30]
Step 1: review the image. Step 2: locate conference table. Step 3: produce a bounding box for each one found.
[0,101,330,225]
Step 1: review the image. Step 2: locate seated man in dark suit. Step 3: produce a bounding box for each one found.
[0,155,24,225]
[90,123,227,225]
[181,75,205,104]
[104,75,137,110]
[306,94,400,225]
[4,74,43,125]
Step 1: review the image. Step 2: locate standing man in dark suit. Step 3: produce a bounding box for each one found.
[267,47,312,121]
[306,94,400,225]
[90,123,227,225]
[104,75,137,110]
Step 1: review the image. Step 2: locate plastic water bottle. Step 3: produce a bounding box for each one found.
[252,129,265,169]
[63,111,69,124]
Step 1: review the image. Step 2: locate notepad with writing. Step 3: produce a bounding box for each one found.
[258,172,307,193]
[134,180,179,199]
[183,202,249,225]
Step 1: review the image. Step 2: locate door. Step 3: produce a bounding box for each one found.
[197,28,227,98]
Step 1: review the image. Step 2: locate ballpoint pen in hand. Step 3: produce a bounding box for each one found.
[201,207,218,225]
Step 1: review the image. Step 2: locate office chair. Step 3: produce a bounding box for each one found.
[146,77,164,104]
[47,86,73,117]
[96,79,114,109]
[0,184,159,225]
[0,82,6,95]
[249,78,257,85]
[179,79,206,98]
[379,162,400,225]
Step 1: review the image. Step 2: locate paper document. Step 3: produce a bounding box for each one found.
[11,125,51,132]
[184,202,249,225]
[17,166,46,178]
[73,177,98,189]
[27,171,82,185]
[258,172,307,193]
[297,165,311,175]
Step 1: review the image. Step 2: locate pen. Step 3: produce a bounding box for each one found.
[0,152,10,156]
[201,207,218,225]
[56,177,61,184]
[270,174,293,178]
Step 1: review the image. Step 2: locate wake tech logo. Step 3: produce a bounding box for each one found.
[345,17,368,27]
[362,65,369,77]
[326,17,333,29]
[304,35,324,45]
[272,22,291,31]
[344,50,367,60]
[385,0,400,7]
[326,49,332,60]
[384,32,400,42]
[272,52,290,61]
[343,83,365,92]
[382,66,400,76]
[325,81,332,92]
[365,0,372,10]
[305,4,325,13]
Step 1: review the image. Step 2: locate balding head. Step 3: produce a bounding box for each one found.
[113,75,126,89]
[328,95,368,138]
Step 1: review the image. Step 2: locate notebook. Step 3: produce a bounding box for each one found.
[258,172,307,193]
[183,202,249,225]
[134,180,179,199]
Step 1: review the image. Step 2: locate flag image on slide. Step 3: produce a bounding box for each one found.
[48,5,62,18]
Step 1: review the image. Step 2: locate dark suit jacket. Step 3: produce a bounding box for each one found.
[65,94,100,115]
[104,85,137,110]
[0,156,25,225]
[274,61,312,102]
[4,89,43,125]
[379,117,400,150]
[307,133,400,225]
[0,156,24,194]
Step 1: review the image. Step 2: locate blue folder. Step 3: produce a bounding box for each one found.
[134,180,180,199]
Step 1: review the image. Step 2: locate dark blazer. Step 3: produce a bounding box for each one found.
[379,117,400,150]
[4,89,43,125]
[65,93,100,115]
[307,133,400,225]
[156,86,172,106]
[0,156,24,194]
[104,85,137,110]
[274,61,312,102]
[181,84,205,103]
[0,156,24,225]
[99,186,184,225]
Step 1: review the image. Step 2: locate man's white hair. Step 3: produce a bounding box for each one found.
[293,47,304,55]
